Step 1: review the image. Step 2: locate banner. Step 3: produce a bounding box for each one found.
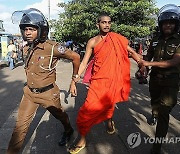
[1,36,8,60]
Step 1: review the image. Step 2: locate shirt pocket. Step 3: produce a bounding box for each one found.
[36,55,51,73]
[165,45,176,59]
[153,43,161,60]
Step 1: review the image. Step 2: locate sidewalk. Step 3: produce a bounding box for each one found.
[0,60,179,154]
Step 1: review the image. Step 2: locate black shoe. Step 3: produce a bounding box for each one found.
[58,128,74,146]
[147,115,158,126]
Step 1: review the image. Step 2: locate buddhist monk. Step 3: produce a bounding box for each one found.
[69,13,142,153]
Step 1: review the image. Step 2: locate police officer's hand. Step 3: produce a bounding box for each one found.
[137,58,143,68]
[72,76,80,83]
[69,80,77,96]
[141,60,151,67]
[139,65,148,78]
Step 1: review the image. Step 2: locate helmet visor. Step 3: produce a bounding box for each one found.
[158,4,180,16]
[12,8,47,24]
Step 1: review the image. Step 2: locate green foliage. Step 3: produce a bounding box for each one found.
[52,0,158,43]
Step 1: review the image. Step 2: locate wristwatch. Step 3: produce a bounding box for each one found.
[72,74,79,79]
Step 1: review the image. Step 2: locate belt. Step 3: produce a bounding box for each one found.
[153,73,179,79]
[29,83,54,94]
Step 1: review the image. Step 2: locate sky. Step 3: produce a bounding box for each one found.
[0,0,179,34]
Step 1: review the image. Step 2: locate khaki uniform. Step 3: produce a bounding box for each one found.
[146,33,180,152]
[7,40,72,154]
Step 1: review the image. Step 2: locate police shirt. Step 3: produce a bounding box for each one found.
[146,33,180,74]
[23,40,66,88]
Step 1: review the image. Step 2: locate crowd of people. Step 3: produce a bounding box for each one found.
[6,38,25,70]
[6,3,180,154]
[65,40,86,61]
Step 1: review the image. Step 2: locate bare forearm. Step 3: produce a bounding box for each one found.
[77,48,93,76]
[72,55,80,75]
[144,54,180,68]
[78,61,87,76]
[145,60,177,68]
[131,52,142,63]
[127,46,142,66]
[127,46,142,64]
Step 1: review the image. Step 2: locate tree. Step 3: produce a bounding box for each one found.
[52,0,158,43]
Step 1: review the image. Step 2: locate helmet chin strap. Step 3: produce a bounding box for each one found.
[27,38,39,46]
[33,38,39,44]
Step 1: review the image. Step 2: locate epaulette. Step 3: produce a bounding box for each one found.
[46,40,58,46]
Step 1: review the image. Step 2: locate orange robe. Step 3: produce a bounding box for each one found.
[77,32,130,136]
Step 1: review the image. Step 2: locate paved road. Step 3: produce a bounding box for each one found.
[0,60,179,154]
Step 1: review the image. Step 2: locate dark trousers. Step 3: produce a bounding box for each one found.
[149,75,179,152]
[7,84,71,154]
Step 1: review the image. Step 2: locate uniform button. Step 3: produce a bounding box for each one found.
[160,58,162,60]
[32,62,34,64]
[31,73,34,75]
[41,64,44,66]
[32,82,34,85]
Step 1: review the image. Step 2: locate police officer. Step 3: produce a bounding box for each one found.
[142,4,180,154]
[7,8,80,154]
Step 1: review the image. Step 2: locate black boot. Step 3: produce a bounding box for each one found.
[148,115,158,126]
[58,128,74,146]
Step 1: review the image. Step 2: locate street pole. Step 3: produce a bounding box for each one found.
[48,0,51,39]
[48,0,50,21]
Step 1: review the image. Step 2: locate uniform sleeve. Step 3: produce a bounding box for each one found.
[53,43,67,57]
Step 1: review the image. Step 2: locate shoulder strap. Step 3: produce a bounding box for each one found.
[24,44,34,68]
[175,43,180,50]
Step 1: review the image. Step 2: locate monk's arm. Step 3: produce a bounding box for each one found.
[127,45,142,65]
[77,40,93,76]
